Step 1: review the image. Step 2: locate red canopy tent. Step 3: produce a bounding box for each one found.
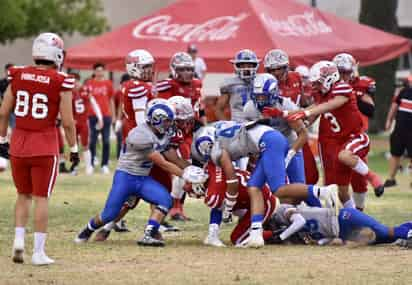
[65,0,411,72]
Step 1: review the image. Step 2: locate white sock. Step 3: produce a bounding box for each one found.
[33,232,47,254]
[171,176,185,199]
[317,186,330,200]
[352,158,369,176]
[83,150,91,167]
[103,221,115,231]
[208,223,220,236]
[251,221,263,230]
[353,192,366,210]
[15,227,25,244]
[343,199,355,209]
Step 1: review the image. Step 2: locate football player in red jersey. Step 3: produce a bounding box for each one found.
[0,33,79,265]
[71,73,103,174]
[156,52,205,124]
[287,61,384,209]
[264,49,319,185]
[333,53,378,210]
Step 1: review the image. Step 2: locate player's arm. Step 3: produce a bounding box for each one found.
[149,150,184,177]
[385,102,398,131]
[218,149,238,222]
[60,91,77,148]
[162,147,190,169]
[215,93,230,120]
[132,96,148,126]
[278,208,306,241]
[306,95,348,117]
[0,85,13,138]
[288,119,308,153]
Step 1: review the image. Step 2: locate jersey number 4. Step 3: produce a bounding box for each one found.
[15,90,48,119]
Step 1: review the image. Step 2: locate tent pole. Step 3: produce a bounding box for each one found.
[311,0,317,7]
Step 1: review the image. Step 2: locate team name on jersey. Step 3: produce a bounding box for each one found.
[20,73,50,84]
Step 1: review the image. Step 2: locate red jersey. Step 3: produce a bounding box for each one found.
[121,80,153,138]
[316,81,363,142]
[72,85,92,123]
[86,79,113,117]
[204,162,272,211]
[7,66,74,157]
[279,71,303,106]
[155,78,202,116]
[350,76,376,131]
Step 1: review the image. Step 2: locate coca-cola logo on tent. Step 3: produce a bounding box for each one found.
[260,12,332,37]
[132,14,249,42]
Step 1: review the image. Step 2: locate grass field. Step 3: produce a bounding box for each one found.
[0,136,412,285]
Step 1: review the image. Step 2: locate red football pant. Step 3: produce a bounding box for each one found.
[230,195,278,245]
[10,155,59,198]
[319,133,369,186]
[76,122,89,148]
[302,142,319,185]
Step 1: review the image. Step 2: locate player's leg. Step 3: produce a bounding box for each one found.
[339,133,384,197]
[10,156,33,264]
[385,129,404,187]
[78,122,92,175]
[136,176,172,246]
[75,170,134,243]
[204,208,225,247]
[303,142,319,184]
[30,155,59,265]
[286,150,306,184]
[351,157,369,211]
[100,116,112,173]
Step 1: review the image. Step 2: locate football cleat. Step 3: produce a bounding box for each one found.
[59,162,69,173]
[137,227,165,247]
[74,227,94,243]
[12,239,24,264]
[383,179,396,188]
[101,165,110,175]
[85,166,94,175]
[31,252,55,266]
[113,220,130,232]
[203,235,226,247]
[367,172,385,197]
[94,229,111,242]
[159,221,180,233]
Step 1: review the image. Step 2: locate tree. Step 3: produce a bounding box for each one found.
[0,0,109,44]
[359,0,399,132]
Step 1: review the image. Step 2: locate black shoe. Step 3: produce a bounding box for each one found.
[113,220,130,232]
[74,227,94,243]
[159,221,180,232]
[383,179,397,188]
[59,162,69,173]
[374,185,385,197]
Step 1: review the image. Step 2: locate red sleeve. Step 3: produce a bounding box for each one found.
[60,73,75,91]
[155,80,173,99]
[331,82,353,98]
[204,162,225,209]
[7,66,23,83]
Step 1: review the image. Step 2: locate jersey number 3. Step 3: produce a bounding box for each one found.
[324,112,341,133]
[15,90,48,119]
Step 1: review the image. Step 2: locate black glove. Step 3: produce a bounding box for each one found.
[69,152,80,172]
[0,142,10,159]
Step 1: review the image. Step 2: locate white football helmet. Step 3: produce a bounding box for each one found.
[230,49,260,80]
[170,52,195,83]
[295,65,310,79]
[32,33,65,69]
[168,96,194,134]
[264,49,289,70]
[126,49,154,81]
[194,126,216,162]
[309,61,340,94]
[333,53,357,74]
[146,98,176,135]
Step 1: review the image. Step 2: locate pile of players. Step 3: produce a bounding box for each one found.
[74,47,412,249]
[1,32,412,266]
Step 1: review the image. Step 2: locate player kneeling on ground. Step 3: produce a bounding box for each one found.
[74,99,207,246]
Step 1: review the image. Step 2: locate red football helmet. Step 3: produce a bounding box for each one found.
[170,52,195,83]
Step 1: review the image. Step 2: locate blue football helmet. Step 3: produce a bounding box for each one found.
[230,49,260,80]
[250,73,280,111]
[146,98,176,135]
[194,126,216,162]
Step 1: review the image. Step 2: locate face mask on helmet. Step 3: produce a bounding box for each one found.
[170,52,194,83]
[231,50,260,81]
[251,74,279,110]
[126,49,155,81]
[310,62,339,94]
[175,66,194,83]
[146,100,176,136]
[194,127,216,162]
[264,49,289,81]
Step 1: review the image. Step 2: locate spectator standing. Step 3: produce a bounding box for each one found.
[187,44,207,81]
[384,77,412,187]
[86,63,114,174]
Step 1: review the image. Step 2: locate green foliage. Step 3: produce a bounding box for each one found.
[0,0,109,44]
[359,0,399,133]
